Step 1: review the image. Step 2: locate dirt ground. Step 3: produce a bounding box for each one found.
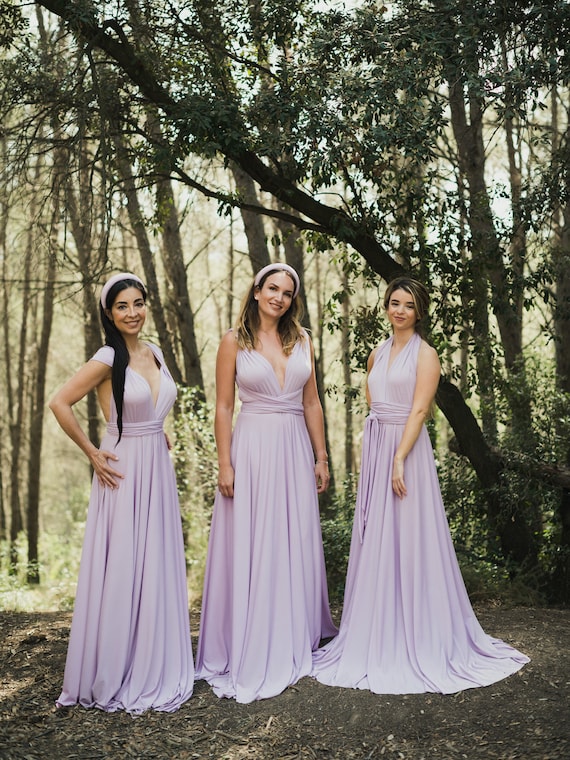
[0,605,568,760]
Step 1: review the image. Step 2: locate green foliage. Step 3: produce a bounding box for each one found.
[6,0,568,608]
[320,474,359,602]
[322,464,542,606]
[323,249,390,371]
[439,449,551,605]
[0,0,26,48]
[0,530,83,612]
[439,347,570,601]
[173,386,218,600]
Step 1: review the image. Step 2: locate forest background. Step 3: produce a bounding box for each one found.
[1,0,570,615]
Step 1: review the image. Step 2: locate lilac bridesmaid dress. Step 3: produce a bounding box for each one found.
[312,332,529,694]
[56,344,194,713]
[195,334,337,703]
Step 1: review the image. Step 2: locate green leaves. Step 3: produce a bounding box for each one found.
[0,0,27,48]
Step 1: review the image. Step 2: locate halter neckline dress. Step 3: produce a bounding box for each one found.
[312,332,529,693]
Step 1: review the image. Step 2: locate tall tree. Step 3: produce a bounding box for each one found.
[11,0,570,578]
[550,86,570,598]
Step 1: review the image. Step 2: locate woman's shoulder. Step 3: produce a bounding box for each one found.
[90,345,114,366]
[221,328,238,344]
[418,336,438,356]
[367,340,385,372]
[219,329,240,356]
[417,337,441,370]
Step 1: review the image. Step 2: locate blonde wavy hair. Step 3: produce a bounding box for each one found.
[235,268,305,355]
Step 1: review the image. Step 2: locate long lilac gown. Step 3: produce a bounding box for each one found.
[312,332,529,694]
[56,344,194,713]
[195,335,337,703]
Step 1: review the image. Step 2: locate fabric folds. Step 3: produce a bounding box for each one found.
[196,337,337,703]
[56,344,194,713]
[312,333,529,694]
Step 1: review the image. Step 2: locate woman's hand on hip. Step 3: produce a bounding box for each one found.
[90,449,124,489]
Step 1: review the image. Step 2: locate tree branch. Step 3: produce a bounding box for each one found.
[36,0,404,280]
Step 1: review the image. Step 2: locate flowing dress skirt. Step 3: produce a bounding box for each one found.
[56,345,194,712]
[312,334,529,693]
[196,341,336,703]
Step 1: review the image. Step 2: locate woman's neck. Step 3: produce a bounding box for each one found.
[392,328,416,347]
[257,315,280,335]
[124,335,142,355]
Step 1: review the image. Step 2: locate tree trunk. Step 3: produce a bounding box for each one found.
[443,35,540,562]
[23,11,65,575]
[341,267,354,475]
[0,136,9,552]
[27,231,57,584]
[155,176,205,392]
[231,162,271,273]
[446,61,523,371]
[63,142,105,448]
[112,132,183,385]
[445,39,534,435]
[7,222,32,571]
[436,378,537,567]
[551,86,570,601]
[0,467,5,547]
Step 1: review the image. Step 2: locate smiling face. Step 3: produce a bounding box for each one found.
[254,271,295,319]
[106,286,147,337]
[386,287,418,332]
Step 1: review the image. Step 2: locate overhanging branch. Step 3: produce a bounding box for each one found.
[36,0,403,280]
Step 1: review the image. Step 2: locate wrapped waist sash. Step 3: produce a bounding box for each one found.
[357,402,411,540]
[106,420,164,437]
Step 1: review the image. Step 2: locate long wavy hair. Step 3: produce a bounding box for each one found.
[99,277,148,442]
[235,268,305,355]
[383,276,430,336]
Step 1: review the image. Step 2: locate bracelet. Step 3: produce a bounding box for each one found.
[316,459,329,465]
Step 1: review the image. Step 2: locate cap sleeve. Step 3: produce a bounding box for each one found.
[90,346,115,367]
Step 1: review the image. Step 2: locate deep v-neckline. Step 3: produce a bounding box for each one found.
[386,334,415,371]
[128,347,162,408]
[254,347,292,392]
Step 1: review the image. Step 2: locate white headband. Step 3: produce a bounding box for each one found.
[253,263,300,298]
[100,272,145,309]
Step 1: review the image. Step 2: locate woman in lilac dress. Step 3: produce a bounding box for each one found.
[50,272,193,713]
[312,277,529,694]
[195,263,337,703]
